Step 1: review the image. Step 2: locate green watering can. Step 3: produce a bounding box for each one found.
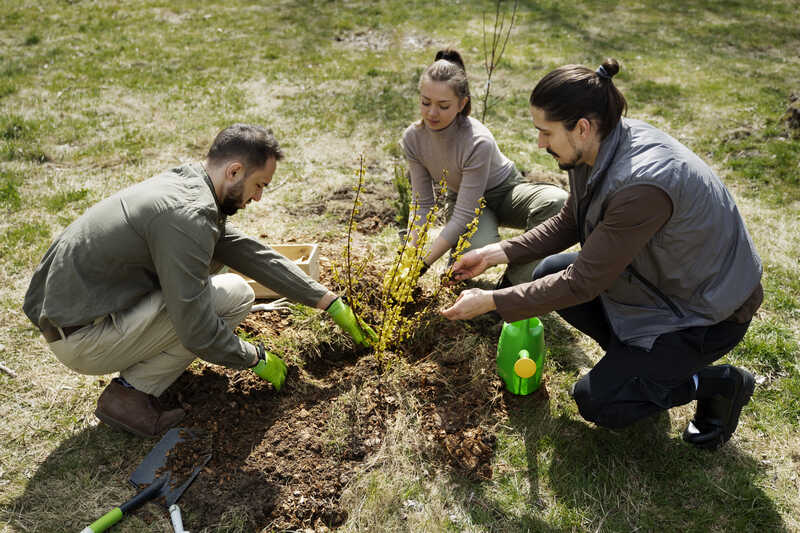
[496,317,545,395]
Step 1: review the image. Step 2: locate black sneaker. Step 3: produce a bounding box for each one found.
[682,365,755,450]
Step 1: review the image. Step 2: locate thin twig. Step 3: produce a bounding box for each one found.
[377,202,414,348]
[496,1,518,71]
[345,156,364,312]
[480,0,519,122]
[0,362,17,378]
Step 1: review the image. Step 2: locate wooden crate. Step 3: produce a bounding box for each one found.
[229,243,320,299]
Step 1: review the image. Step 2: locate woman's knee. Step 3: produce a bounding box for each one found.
[526,187,568,226]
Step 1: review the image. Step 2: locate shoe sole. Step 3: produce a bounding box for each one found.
[94,408,158,438]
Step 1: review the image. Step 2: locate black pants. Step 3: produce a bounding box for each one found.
[535,253,751,429]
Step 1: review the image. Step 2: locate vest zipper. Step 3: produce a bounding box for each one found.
[627,266,685,318]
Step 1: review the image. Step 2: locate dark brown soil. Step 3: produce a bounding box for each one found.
[151,187,551,530]
[295,180,399,236]
[153,275,524,531]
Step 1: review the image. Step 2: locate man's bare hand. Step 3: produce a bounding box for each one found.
[440,288,496,320]
[450,250,491,281]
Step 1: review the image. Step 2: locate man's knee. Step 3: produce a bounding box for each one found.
[211,273,255,318]
[571,376,642,430]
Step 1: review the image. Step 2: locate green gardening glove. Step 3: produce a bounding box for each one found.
[326,297,378,347]
[251,343,287,391]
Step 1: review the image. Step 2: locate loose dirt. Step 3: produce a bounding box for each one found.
[153,260,551,531]
[152,181,553,530]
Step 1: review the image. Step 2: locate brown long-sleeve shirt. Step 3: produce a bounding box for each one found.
[494,184,762,324]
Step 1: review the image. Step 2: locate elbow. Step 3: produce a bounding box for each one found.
[566,271,605,304]
[570,284,601,304]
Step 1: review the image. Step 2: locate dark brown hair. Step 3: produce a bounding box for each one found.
[419,48,471,117]
[530,58,627,139]
[206,124,284,172]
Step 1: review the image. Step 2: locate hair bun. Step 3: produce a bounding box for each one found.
[434,48,466,72]
[600,58,620,78]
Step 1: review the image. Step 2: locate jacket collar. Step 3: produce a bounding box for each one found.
[585,118,625,193]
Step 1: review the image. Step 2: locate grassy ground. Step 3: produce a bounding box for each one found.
[1,0,799,531]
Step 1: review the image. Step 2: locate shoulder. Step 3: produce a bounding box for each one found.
[137,165,219,225]
[464,116,492,137]
[459,117,497,158]
[462,117,497,149]
[401,121,426,144]
[400,122,428,159]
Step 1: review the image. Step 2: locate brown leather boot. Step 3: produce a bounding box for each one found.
[95,379,185,437]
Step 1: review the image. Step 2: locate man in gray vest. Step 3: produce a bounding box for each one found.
[441,60,763,450]
[24,124,375,438]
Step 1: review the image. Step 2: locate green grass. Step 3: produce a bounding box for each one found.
[1,0,799,531]
[0,221,50,271]
[0,168,23,210]
[44,188,90,213]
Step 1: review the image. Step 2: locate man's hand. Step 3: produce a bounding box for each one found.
[450,250,491,281]
[326,297,378,347]
[441,288,497,320]
[251,343,287,390]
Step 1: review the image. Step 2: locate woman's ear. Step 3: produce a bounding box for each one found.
[459,96,469,113]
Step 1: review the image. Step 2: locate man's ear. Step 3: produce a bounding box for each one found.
[225,161,244,182]
[576,117,593,139]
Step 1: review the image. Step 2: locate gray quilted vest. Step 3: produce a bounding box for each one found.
[569,118,762,350]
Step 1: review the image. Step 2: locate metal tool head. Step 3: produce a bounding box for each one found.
[129,427,212,507]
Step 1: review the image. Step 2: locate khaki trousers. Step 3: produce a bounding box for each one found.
[49,273,254,396]
[445,173,568,285]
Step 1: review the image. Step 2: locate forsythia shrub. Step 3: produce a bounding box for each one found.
[333,160,485,365]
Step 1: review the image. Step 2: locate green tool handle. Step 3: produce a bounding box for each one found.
[79,478,166,532]
[79,508,122,533]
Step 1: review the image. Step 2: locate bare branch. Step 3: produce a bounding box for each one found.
[480,0,519,122]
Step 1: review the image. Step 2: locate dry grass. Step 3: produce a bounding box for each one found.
[2,0,799,531]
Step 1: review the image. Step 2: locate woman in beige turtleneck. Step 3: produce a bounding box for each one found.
[400,49,567,286]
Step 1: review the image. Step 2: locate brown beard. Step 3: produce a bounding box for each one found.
[221,178,245,216]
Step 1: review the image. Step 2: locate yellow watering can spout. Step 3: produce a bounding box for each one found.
[496,317,545,395]
[513,349,537,379]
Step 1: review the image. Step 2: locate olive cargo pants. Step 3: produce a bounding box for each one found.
[445,172,567,285]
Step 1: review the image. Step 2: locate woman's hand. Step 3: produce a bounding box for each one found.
[440,288,496,320]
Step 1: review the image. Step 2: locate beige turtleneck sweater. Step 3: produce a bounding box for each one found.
[400,115,516,245]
